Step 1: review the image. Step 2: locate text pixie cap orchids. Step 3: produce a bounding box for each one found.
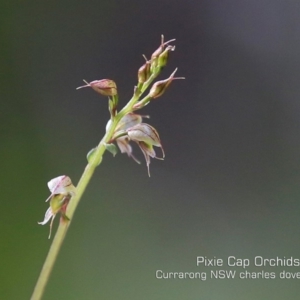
[39,35,184,237]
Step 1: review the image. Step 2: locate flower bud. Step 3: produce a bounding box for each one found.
[157,45,175,69]
[138,57,151,84]
[150,35,175,73]
[151,35,175,61]
[76,79,117,96]
[149,68,185,99]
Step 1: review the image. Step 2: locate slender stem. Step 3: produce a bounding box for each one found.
[30,220,68,300]
[31,90,145,300]
[31,126,114,299]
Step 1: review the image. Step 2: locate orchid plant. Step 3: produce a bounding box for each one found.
[31,35,184,300]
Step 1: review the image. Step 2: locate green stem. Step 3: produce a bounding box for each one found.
[31,119,117,300]
[31,71,159,300]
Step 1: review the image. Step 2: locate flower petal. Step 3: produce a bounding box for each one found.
[47,175,76,196]
[139,142,156,158]
[138,142,156,177]
[48,214,56,239]
[116,137,140,164]
[116,113,143,131]
[127,123,161,147]
[38,207,54,225]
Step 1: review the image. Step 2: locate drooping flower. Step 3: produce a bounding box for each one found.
[38,176,76,238]
[112,114,164,176]
[126,123,165,176]
[113,113,148,164]
[38,194,70,239]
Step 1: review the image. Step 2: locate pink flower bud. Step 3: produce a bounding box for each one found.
[151,35,175,61]
[76,79,117,96]
[157,45,175,69]
[149,68,185,99]
[138,56,151,84]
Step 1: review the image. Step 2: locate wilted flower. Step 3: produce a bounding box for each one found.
[76,79,117,96]
[39,176,76,238]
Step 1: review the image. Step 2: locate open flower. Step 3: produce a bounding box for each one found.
[113,113,147,164]
[45,175,76,202]
[127,123,165,176]
[113,116,164,176]
[38,176,76,238]
[113,113,144,164]
[38,194,70,239]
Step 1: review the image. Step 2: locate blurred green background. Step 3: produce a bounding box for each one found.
[2,0,300,299]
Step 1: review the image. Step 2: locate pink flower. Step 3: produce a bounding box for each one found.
[38,176,76,238]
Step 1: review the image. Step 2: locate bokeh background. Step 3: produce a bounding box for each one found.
[2,0,300,299]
